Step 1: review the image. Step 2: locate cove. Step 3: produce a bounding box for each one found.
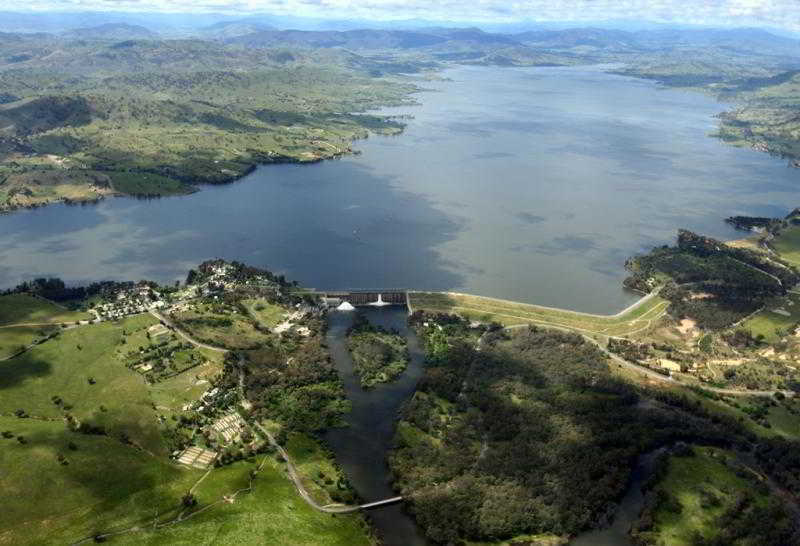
[1,65,799,313]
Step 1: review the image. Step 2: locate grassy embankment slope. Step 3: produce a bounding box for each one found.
[0,293,90,359]
[737,221,800,341]
[409,290,667,338]
[771,223,800,266]
[110,456,371,546]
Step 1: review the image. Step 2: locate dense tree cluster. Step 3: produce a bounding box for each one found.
[346,312,409,388]
[6,277,135,303]
[625,229,799,329]
[389,315,757,543]
[220,320,350,433]
[725,215,785,232]
[186,259,295,289]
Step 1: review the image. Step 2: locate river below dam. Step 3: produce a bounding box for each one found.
[324,306,428,546]
[2,64,799,313]
[324,306,660,545]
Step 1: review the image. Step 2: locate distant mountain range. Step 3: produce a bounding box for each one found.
[0,17,794,60]
[0,22,796,76]
[0,10,798,41]
[62,23,159,41]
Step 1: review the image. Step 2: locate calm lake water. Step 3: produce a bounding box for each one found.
[1,65,799,313]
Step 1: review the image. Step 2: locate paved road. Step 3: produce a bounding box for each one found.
[249,419,374,514]
[150,310,229,353]
[237,365,402,514]
[138,318,373,514]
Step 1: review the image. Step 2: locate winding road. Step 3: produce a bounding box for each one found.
[152,308,404,514]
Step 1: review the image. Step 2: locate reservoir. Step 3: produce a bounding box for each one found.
[1,65,799,313]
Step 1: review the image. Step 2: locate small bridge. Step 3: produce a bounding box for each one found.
[321,289,408,308]
[359,496,404,510]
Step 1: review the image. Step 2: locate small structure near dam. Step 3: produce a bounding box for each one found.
[321,289,408,308]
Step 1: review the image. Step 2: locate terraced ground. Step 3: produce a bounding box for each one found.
[409,290,668,338]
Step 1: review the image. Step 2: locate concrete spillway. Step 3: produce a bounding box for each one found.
[367,293,390,307]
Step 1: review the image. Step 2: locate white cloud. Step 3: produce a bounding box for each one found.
[8,0,800,31]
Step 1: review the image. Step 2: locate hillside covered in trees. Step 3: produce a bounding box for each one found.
[387,312,800,543]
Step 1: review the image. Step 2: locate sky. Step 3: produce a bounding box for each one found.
[8,0,800,32]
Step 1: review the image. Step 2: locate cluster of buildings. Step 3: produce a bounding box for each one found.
[92,284,166,320]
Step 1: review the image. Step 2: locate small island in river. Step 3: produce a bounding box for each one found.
[346,311,410,389]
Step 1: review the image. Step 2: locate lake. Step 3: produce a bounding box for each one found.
[1,64,798,313]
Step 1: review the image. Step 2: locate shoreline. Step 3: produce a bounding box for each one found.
[0,126,406,215]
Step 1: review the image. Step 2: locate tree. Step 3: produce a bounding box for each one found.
[181,492,197,507]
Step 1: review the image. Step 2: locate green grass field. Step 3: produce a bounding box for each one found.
[0,416,204,546]
[173,304,266,349]
[243,298,287,329]
[647,446,770,545]
[740,293,800,342]
[0,314,166,454]
[109,459,373,546]
[772,225,800,266]
[0,294,92,359]
[146,357,223,419]
[285,433,356,506]
[0,325,60,360]
[766,402,800,440]
[0,293,89,326]
[409,291,668,337]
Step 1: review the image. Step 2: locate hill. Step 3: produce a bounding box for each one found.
[199,20,276,39]
[62,23,159,41]
[0,23,798,212]
[0,261,372,545]
[0,35,418,212]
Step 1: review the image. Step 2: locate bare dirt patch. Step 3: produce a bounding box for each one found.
[677,318,698,336]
